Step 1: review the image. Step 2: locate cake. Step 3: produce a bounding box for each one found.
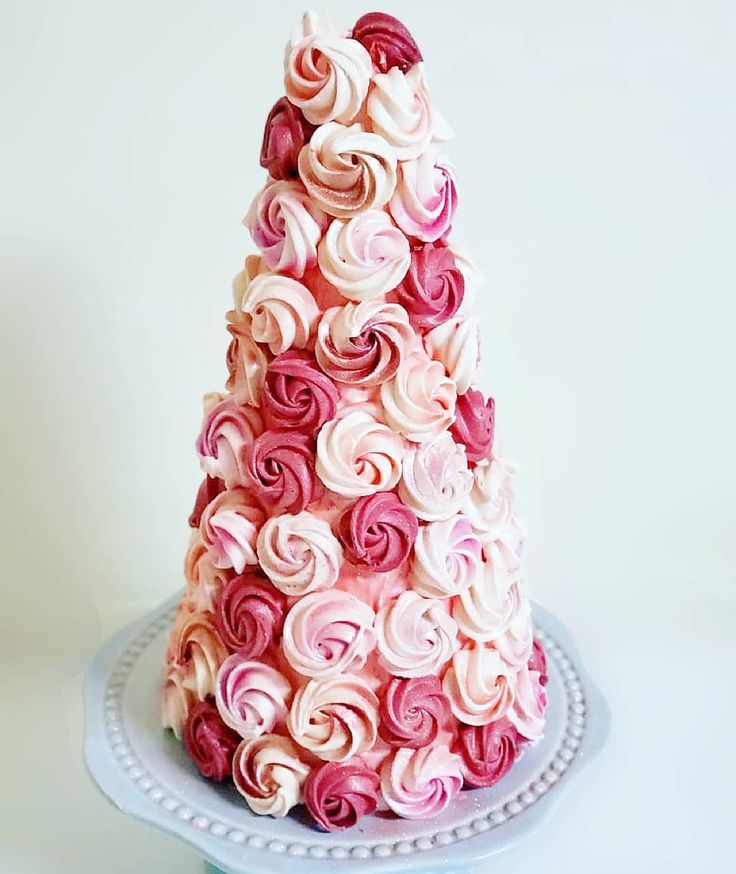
[161,9,548,831]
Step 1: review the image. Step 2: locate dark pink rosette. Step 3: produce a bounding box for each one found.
[453,718,523,789]
[215,573,286,658]
[188,476,225,529]
[529,638,548,686]
[304,760,381,831]
[242,429,321,514]
[396,243,465,330]
[263,351,339,433]
[351,12,423,73]
[450,389,495,464]
[379,676,452,749]
[338,491,418,572]
[182,699,240,782]
[260,97,314,180]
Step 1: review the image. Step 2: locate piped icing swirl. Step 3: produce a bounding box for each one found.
[188,475,224,530]
[183,532,231,615]
[424,314,480,394]
[215,653,292,739]
[242,429,320,514]
[233,734,310,817]
[260,97,314,180]
[214,573,286,658]
[182,700,240,782]
[195,394,264,488]
[367,64,432,160]
[199,487,265,574]
[338,491,418,572]
[396,241,464,330]
[225,312,268,407]
[169,612,229,701]
[453,718,523,788]
[442,644,513,726]
[351,12,423,73]
[378,675,452,748]
[380,744,463,819]
[237,272,319,355]
[411,514,483,599]
[389,152,458,242]
[508,664,547,742]
[305,760,381,831]
[462,454,523,545]
[450,388,495,464]
[398,431,473,521]
[263,350,339,433]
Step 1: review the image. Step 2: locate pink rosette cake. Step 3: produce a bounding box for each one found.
[162,9,547,832]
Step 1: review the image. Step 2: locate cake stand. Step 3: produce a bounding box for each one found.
[84,592,610,874]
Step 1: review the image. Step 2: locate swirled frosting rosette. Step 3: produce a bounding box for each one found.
[225,312,268,407]
[442,643,514,726]
[183,532,231,614]
[450,387,495,464]
[351,12,423,73]
[237,272,319,355]
[199,487,265,574]
[367,64,432,160]
[214,573,286,658]
[305,760,381,831]
[396,241,465,330]
[161,666,195,739]
[215,653,292,739]
[389,152,458,242]
[263,350,339,432]
[233,734,310,817]
[380,744,463,819]
[462,454,524,546]
[492,594,534,667]
[411,514,483,599]
[195,394,263,488]
[338,491,418,572]
[378,675,452,748]
[260,97,314,180]
[169,612,229,701]
[398,431,473,521]
[188,474,225,530]
[242,429,320,514]
[182,700,241,782]
[424,314,480,395]
[508,663,547,742]
[453,717,523,788]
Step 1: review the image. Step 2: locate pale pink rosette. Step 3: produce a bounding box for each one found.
[298,122,397,218]
[195,394,264,488]
[225,312,269,408]
[215,653,292,740]
[317,211,411,301]
[233,734,310,816]
[398,431,473,522]
[380,744,463,819]
[282,590,376,678]
[237,272,319,355]
[287,675,379,762]
[169,612,229,701]
[161,666,195,739]
[424,315,480,395]
[389,152,457,242]
[411,514,483,599]
[462,454,525,549]
[199,488,265,574]
[380,348,457,442]
[232,254,265,310]
[507,664,547,743]
[442,644,514,726]
[492,594,534,668]
[183,532,232,614]
[246,179,328,278]
[316,410,406,497]
[366,64,433,160]
[375,591,458,678]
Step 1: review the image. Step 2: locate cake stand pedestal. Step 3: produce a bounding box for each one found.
[84,592,610,874]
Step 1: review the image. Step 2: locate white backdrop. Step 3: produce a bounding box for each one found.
[1,1,734,872]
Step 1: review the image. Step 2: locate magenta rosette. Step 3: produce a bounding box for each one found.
[188,476,225,529]
[396,243,464,330]
[453,718,523,789]
[338,491,418,573]
[260,97,314,180]
[379,676,452,748]
[529,638,548,686]
[351,12,423,73]
[305,761,381,831]
[182,699,240,782]
[215,573,286,658]
[263,351,339,433]
[242,429,320,514]
[450,389,495,464]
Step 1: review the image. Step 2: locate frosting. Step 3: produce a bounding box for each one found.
[378,675,452,748]
[529,638,548,685]
[462,454,523,546]
[508,665,547,742]
[442,644,513,726]
[380,744,462,819]
[298,122,397,218]
[398,431,473,521]
[367,64,432,160]
[256,510,343,596]
[453,718,523,788]
[304,760,381,831]
[237,272,319,355]
[188,475,224,530]
[315,300,414,386]
[242,429,320,514]
[287,674,379,762]
[199,487,264,574]
[161,666,195,739]
[493,594,534,667]
[260,97,314,180]
[396,241,464,330]
[182,699,240,782]
[183,533,231,614]
[450,388,494,464]
[375,591,458,677]
[263,350,339,432]
[215,653,292,739]
[424,315,480,395]
[338,491,418,572]
[214,573,286,658]
[380,348,456,442]
[317,211,411,301]
[225,312,268,407]
[170,612,229,701]
[389,152,457,242]
[316,410,405,497]
[195,394,264,488]
[233,734,310,817]
[350,12,422,73]
[411,514,483,599]
[282,589,376,678]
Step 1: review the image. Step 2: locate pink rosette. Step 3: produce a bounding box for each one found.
[182,699,241,782]
[380,745,463,819]
[242,429,320,514]
[215,653,292,740]
[305,761,381,831]
[442,644,514,726]
[411,514,483,599]
[225,313,269,408]
[245,179,328,278]
[183,533,231,614]
[453,717,523,789]
[462,455,524,548]
[389,153,457,243]
[399,431,473,522]
[233,734,310,817]
[378,675,452,748]
[214,573,286,658]
[366,64,432,160]
[450,388,494,464]
[188,475,225,529]
[169,612,229,701]
[195,394,264,488]
[508,665,547,743]
[282,590,376,678]
[529,638,548,686]
[263,350,339,433]
[260,97,314,180]
[161,666,195,739]
[338,491,418,573]
[424,315,480,395]
[396,242,464,330]
[351,12,423,73]
[199,487,265,574]
[315,300,413,386]
[238,272,320,355]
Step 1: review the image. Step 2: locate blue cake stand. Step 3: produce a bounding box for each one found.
[84,592,610,874]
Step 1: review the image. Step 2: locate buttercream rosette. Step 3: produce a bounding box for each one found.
[233,734,310,817]
[305,760,381,831]
[195,393,264,488]
[237,272,320,355]
[380,744,463,819]
[215,653,292,740]
[398,430,473,521]
[411,514,483,599]
[199,487,265,574]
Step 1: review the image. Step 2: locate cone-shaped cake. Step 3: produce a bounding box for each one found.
[162,10,548,831]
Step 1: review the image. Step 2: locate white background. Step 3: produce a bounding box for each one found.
[1,0,735,871]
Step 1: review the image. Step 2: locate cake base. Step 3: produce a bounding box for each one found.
[84,591,610,874]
